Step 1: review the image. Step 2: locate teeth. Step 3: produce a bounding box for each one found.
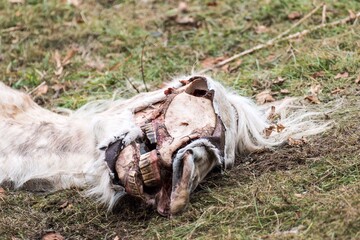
[125,169,143,198]
[139,150,161,187]
[141,123,157,144]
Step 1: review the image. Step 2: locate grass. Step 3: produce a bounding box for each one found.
[1,0,360,239]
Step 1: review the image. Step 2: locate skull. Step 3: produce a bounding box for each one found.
[105,76,237,216]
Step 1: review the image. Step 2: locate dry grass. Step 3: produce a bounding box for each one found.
[1,0,360,239]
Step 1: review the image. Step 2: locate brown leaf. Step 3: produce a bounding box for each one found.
[85,58,105,71]
[201,56,228,71]
[267,106,280,122]
[264,125,276,137]
[273,76,286,85]
[288,137,307,146]
[287,12,302,20]
[35,84,49,96]
[62,48,77,66]
[311,71,325,78]
[256,90,275,105]
[334,72,349,79]
[331,87,344,95]
[41,232,65,240]
[54,51,63,76]
[52,83,66,92]
[355,75,360,84]
[276,123,285,132]
[304,95,320,104]
[58,201,69,209]
[348,10,356,19]
[310,84,322,95]
[280,89,290,94]
[255,25,269,34]
[207,1,217,7]
[0,187,5,199]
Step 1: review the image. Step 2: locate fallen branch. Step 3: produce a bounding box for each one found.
[198,10,360,74]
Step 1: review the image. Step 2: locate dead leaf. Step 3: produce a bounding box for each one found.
[273,76,286,85]
[113,236,120,240]
[334,72,349,79]
[85,58,105,71]
[207,1,217,7]
[62,48,77,66]
[52,83,66,92]
[228,59,243,73]
[311,71,325,78]
[264,125,276,137]
[178,2,188,13]
[201,56,228,72]
[0,187,5,199]
[176,15,196,25]
[348,10,356,19]
[256,90,275,104]
[331,87,344,95]
[53,51,63,76]
[255,25,269,34]
[355,75,360,84]
[35,84,49,96]
[267,106,280,122]
[41,232,65,240]
[288,12,302,20]
[58,201,69,210]
[288,137,307,146]
[276,123,285,132]
[310,84,322,95]
[280,89,290,94]
[304,95,320,104]
[267,54,277,62]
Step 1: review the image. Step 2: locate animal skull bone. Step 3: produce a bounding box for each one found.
[105,76,235,216]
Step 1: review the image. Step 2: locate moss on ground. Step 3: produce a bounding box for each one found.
[1,0,360,239]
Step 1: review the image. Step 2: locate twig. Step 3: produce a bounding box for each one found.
[125,77,140,94]
[140,35,149,92]
[28,81,46,95]
[322,4,327,24]
[272,3,324,42]
[282,11,360,41]
[198,9,360,74]
[0,26,23,33]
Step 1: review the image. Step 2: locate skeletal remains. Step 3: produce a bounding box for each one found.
[0,75,330,216]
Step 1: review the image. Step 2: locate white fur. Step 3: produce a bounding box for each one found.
[0,76,331,208]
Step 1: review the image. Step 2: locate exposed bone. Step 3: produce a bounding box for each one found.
[158,132,200,167]
[170,144,220,215]
[165,92,216,139]
[170,151,193,215]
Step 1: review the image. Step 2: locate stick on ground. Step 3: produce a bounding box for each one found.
[198,9,360,74]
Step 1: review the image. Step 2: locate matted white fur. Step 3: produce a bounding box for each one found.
[0,75,331,209]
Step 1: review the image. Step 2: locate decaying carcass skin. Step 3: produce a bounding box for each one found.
[106,76,235,216]
[0,75,331,217]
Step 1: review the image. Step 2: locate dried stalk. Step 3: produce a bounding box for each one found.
[198,9,359,74]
